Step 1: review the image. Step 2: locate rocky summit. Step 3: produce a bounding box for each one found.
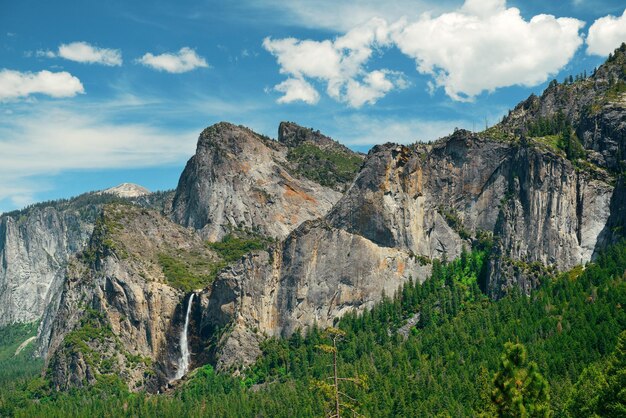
[99,183,151,198]
[1,45,625,398]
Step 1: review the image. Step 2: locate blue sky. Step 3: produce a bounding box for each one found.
[1,0,625,212]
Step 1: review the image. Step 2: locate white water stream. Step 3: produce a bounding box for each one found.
[174,293,194,380]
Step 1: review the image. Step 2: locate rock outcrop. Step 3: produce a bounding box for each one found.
[43,204,217,391]
[0,206,96,328]
[171,122,348,241]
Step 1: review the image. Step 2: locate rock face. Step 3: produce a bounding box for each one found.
[43,204,216,391]
[0,191,174,330]
[0,206,96,328]
[203,129,615,369]
[171,122,346,241]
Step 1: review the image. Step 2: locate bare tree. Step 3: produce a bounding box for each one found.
[314,327,366,418]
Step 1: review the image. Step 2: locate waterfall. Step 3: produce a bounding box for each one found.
[174,293,194,380]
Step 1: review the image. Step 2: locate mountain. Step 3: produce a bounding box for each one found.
[171,122,356,241]
[6,44,626,397]
[189,46,625,370]
[203,128,615,369]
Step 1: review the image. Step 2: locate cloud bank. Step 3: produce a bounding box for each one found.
[0,107,196,206]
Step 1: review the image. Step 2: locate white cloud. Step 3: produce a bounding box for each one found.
[55,42,122,66]
[586,8,626,56]
[392,0,584,101]
[274,78,320,104]
[137,47,209,73]
[0,69,84,101]
[263,18,407,107]
[264,0,585,103]
[344,70,408,107]
[0,107,196,203]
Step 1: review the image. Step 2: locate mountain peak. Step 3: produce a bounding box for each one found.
[100,183,150,198]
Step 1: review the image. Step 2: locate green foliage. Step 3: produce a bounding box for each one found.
[600,330,626,416]
[560,128,585,161]
[160,232,272,292]
[61,308,118,371]
[0,322,45,417]
[526,112,569,139]
[3,242,626,417]
[0,322,42,386]
[206,233,272,263]
[286,143,362,189]
[566,360,608,417]
[524,112,587,162]
[568,330,626,417]
[491,342,551,417]
[157,252,221,292]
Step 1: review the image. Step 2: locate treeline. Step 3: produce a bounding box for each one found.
[1,189,174,220]
[526,111,586,160]
[1,242,625,417]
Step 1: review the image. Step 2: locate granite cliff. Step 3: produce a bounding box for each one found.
[171,122,357,241]
[23,44,626,390]
[0,190,173,330]
[42,204,217,391]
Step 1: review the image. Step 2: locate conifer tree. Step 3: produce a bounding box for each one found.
[491,342,551,417]
[599,330,626,417]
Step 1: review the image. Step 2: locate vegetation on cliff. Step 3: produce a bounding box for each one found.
[1,240,624,417]
[286,143,363,190]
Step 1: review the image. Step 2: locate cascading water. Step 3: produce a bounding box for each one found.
[174,293,194,380]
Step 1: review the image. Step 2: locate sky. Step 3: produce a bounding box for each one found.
[1,0,626,213]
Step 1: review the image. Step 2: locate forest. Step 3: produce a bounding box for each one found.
[0,241,625,417]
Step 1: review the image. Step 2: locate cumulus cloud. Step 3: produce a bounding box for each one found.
[264,0,584,104]
[587,8,626,56]
[0,69,84,101]
[50,41,123,66]
[263,18,408,107]
[137,47,209,73]
[274,78,320,104]
[392,0,584,101]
